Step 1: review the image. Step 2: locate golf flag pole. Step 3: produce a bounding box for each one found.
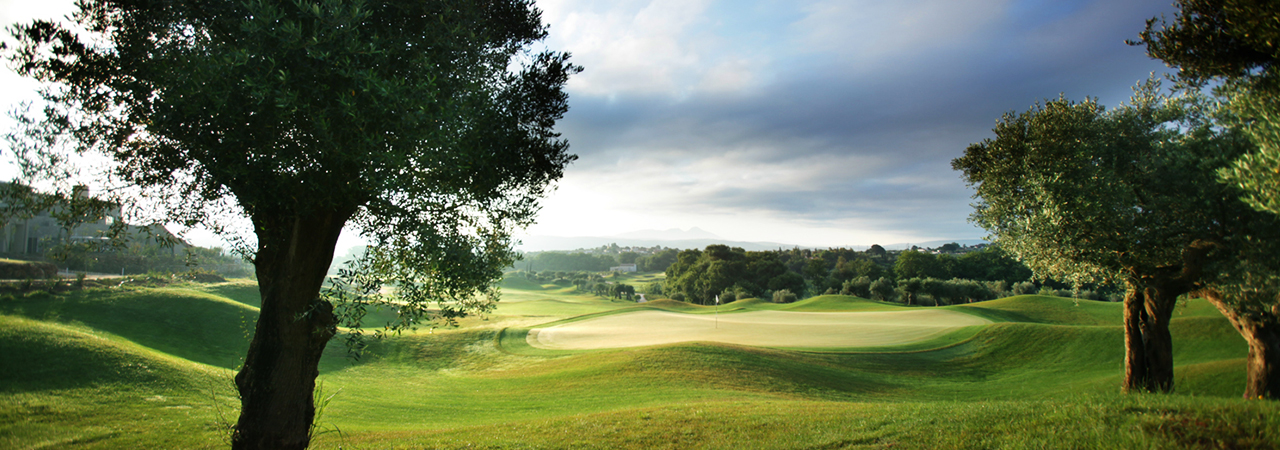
[715,295,720,329]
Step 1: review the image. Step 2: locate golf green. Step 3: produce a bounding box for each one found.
[527,309,991,350]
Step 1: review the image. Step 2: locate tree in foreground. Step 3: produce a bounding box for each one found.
[7,1,579,448]
[1135,0,1280,399]
[952,81,1274,394]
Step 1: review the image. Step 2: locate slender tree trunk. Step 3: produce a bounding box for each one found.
[1123,285,1149,392]
[1141,284,1179,392]
[232,207,354,450]
[1197,290,1280,399]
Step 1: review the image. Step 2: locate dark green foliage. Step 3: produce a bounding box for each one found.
[609,283,636,301]
[953,246,1032,283]
[952,82,1258,287]
[1135,0,1280,92]
[802,258,828,281]
[866,244,887,258]
[636,248,679,272]
[893,251,947,280]
[840,276,872,298]
[664,245,805,304]
[1135,0,1280,221]
[618,252,640,265]
[519,252,618,272]
[870,277,895,302]
[896,278,923,306]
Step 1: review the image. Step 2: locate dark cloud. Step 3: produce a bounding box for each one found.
[530,0,1180,244]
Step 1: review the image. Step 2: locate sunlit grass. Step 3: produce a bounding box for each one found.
[0,280,1273,449]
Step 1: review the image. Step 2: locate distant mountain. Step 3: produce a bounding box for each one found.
[514,232,987,253]
[515,235,797,252]
[882,239,988,250]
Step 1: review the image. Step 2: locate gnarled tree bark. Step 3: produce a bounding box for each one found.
[1194,288,1280,399]
[232,207,355,450]
[1122,241,1215,393]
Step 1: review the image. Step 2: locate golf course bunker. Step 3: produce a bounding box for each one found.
[528,309,991,350]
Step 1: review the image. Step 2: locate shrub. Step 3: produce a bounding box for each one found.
[985,280,1009,298]
[0,259,57,279]
[182,268,227,283]
[1012,281,1037,295]
[771,289,797,303]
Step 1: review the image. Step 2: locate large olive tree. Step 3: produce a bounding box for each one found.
[1134,0,1280,399]
[952,82,1269,393]
[6,0,579,448]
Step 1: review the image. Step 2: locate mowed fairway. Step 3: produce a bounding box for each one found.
[529,309,991,349]
[3,275,1278,449]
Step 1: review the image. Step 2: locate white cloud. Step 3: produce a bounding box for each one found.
[540,0,774,98]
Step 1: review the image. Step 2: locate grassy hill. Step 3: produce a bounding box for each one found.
[0,283,1275,449]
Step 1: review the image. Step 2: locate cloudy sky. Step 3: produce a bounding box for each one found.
[1,0,1179,249]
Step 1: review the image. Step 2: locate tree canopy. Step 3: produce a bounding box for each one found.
[1136,0,1280,219]
[663,245,806,304]
[1135,0,1280,91]
[6,1,579,448]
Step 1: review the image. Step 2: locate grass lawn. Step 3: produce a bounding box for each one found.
[1,278,1275,449]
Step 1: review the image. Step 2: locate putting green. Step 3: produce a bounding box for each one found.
[527,309,992,350]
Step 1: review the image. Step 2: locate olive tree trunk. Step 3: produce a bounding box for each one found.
[1122,281,1186,393]
[1122,242,1215,394]
[1196,290,1280,399]
[1123,286,1149,392]
[232,208,354,450]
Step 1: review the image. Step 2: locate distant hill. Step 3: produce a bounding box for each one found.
[612,227,721,241]
[886,239,988,250]
[515,235,797,252]
[515,232,987,253]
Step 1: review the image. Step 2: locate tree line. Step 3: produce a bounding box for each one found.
[510,270,638,300]
[516,248,680,272]
[658,244,1067,306]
